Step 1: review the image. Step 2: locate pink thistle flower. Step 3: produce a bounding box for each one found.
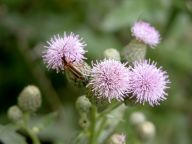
[129,60,169,106]
[88,59,131,102]
[131,21,160,47]
[42,32,86,73]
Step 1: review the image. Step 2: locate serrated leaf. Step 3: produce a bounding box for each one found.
[0,124,27,144]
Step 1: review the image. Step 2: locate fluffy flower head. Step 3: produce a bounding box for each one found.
[88,59,130,102]
[129,60,169,106]
[42,32,86,72]
[131,21,160,47]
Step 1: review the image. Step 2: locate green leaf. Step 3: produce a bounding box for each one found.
[29,112,58,132]
[77,27,121,60]
[101,0,148,32]
[31,106,79,143]
[0,124,27,144]
[101,0,169,32]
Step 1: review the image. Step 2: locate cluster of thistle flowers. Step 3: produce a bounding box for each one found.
[42,21,170,107]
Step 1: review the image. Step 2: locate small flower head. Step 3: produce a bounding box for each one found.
[129,60,169,106]
[76,95,92,113]
[111,133,126,144]
[42,32,86,73]
[88,59,131,102]
[103,48,121,61]
[131,21,160,47]
[129,111,146,126]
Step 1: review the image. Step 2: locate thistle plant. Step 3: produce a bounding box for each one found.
[131,21,160,47]
[42,32,87,73]
[129,60,169,106]
[4,21,170,144]
[87,59,131,102]
[41,22,169,143]
[121,21,161,63]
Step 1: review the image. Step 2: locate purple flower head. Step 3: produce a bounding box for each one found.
[131,21,160,47]
[42,32,86,73]
[129,60,169,106]
[88,59,131,102]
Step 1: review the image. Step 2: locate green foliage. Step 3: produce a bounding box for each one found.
[101,0,171,32]
[0,124,27,144]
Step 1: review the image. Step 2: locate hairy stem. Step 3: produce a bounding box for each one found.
[22,113,41,144]
[26,127,41,144]
[89,105,97,144]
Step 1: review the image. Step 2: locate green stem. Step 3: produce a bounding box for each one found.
[97,103,122,119]
[89,105,97,144]
[22,113,41,144]
[26,127,41,144]
[23,113,30,128]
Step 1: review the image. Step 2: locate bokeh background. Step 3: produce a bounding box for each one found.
[0,0,192,144]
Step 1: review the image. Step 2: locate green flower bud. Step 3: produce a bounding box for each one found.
[7,105,23,122]
[129,112,146,126]
[76,95,92,114]
[137,121,156,142]
[78,113,90,129]
[32,126,40,134]
[18,85,42,113]
[121,40,146,63]
[103,48,121,61]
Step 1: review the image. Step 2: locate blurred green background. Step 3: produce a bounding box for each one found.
[0,0,192,144]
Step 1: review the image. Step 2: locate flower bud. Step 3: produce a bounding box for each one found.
[129,112,146,126]
[121,40,146,63]
[18,85,42,113]
[76,95,92,113]
[7,105,23,122]
[103,48,121,61]
[78,113,90,129]
[110,133,126,144]
[136,121,156,141]
[32,126,40,134]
